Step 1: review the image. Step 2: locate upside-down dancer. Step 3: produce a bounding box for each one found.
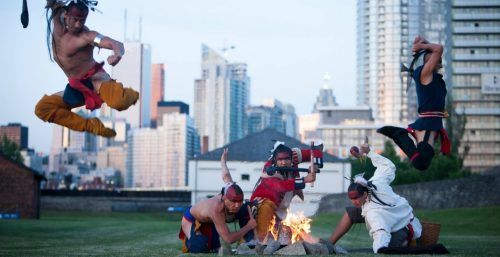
[35,0,139,137]
[378,36,451,170]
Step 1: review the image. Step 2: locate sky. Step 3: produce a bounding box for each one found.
[0,0,356,154]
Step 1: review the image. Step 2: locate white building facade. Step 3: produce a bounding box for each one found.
[126,113,198,189]
[188,129,351,217]
[112,42,152,129]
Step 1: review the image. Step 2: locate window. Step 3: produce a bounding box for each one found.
[241,174,250,181]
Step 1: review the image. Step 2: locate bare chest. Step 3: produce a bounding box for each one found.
[53,34,95,75]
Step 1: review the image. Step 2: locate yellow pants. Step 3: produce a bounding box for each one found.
[256,199,277,242]
[34,80,139,137]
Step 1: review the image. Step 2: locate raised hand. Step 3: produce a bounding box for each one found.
[246,205,257,229]
[221,148,228,163]
[360,143,370,155]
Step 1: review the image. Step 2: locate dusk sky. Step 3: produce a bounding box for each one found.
[0,1,356,153]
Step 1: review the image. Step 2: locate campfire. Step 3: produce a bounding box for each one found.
[251,210,330,255]
[278,210,317,244]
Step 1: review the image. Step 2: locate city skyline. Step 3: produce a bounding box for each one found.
[0,1,357,154]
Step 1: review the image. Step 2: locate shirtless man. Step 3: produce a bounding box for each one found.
[178,149,257,253]
[35,0,139,137]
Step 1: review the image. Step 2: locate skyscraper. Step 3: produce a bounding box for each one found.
[407,0,451,121]
[451,0,500,171]
[0,123,28,150]
[357,0,412,124]
[194,44,250,151]
[229,63,250,142]
[151,63,165,128]
[126,112,200,189]
[157,101,189,127]
[262,98,298,139]
[246,105,284,136]
[313,73,338,112]
[111,42,152,128]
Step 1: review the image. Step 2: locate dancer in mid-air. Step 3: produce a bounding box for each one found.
[378,36,450,170]
[35,0,139,137]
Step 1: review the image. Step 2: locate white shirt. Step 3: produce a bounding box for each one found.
[361,150,422,253]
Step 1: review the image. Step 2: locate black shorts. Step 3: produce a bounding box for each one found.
[63,79,94,106]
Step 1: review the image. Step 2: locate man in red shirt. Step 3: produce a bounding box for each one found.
[250,143,317,253]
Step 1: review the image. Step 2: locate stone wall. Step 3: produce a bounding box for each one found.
[41,190,191,212]
[317,174,500,214]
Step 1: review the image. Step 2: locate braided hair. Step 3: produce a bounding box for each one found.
[45,0,89,62]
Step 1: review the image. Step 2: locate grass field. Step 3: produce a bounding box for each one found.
[0,207,499,256]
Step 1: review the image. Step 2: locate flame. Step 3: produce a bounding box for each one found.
[268,215,279,241]
[281,210,312,244]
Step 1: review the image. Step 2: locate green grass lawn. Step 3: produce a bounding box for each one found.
[0,207,499,256]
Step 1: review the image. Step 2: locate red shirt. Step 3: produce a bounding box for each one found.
[250,177,296,206]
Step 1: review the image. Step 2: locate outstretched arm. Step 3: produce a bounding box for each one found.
[361,143,396,183]
[221,148,234,184]
[412,36,443,85]
[329,212,353,245]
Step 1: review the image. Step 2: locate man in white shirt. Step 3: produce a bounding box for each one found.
[327,143,422,253]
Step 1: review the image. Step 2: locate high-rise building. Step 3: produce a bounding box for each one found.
[450,0,500,171]
[262,98,298,139]
[98,118,129,149]
[126,112,200,189]
[316,106,387,157]
[194,44,250,151]
[229,63,250,142]
[96,145,127,187]
[48,108,99,173]
[157,101,189,127]
[298,113,320,143]
[246,105,284,136]
[111,42,152,128]
[357,0,413,124]
[407,0,452,121]
[151,63,165,128]
[313,73,338,112]
[0,123,28,150]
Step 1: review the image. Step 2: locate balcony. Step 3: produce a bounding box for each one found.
[453,54,500,61]
[453,67,500,74]
[453,13,500,20]
[463,108,500,116]
[453,27,500,34]
[453,40,500,47]
[454,0,500,7]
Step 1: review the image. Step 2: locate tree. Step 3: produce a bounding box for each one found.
[350,139,470,186]
[0,135,24,163]
[445,94,470,167]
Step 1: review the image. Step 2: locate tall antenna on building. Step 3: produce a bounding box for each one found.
[123,9,127,42]
[139,16,143,42]
[323,72,331,89]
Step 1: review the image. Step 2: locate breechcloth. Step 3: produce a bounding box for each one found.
[64,62,105,110]
[179,207,220,253]
[408,110,451,155]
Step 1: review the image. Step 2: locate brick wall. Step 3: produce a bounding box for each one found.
[0,156,41,219]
